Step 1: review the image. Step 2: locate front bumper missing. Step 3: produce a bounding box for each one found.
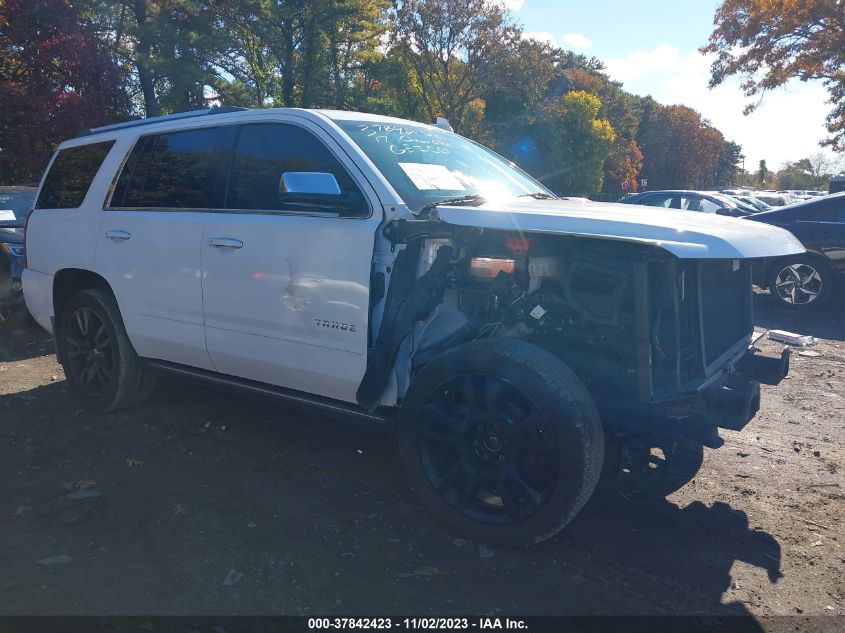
[690,346,789,440]
[600,346,791,448]
[704,346,789,432]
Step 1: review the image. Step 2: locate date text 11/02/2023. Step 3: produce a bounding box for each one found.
[307,617,528,630]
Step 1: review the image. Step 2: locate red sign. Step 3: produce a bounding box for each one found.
[621,180,629,190]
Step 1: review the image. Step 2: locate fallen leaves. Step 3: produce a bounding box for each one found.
[125,458,144,467]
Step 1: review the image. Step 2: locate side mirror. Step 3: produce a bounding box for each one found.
[279,171,366,216]
[280,172,341,196]
[716,207,735,217]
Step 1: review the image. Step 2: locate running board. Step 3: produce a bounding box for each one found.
[144,360,393,424]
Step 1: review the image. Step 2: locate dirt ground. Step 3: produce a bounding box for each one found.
[0,293,842,620]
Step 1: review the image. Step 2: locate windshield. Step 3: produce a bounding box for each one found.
[335,120,553,211]
[0,191,36,225]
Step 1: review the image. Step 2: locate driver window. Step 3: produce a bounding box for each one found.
[227,123,363,215]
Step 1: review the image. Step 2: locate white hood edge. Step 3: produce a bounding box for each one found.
[436,199,805,260]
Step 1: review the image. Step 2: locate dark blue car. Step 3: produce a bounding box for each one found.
[0,186,36,323]
[747,192,845,309]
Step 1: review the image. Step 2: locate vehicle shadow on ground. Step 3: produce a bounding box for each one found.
[0,378,781,619]
[753,292,844,342]
[0,317,54,363]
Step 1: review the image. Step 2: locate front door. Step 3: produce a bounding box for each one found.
[201,120,380,403]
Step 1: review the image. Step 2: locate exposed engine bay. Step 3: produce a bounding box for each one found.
[357,220,788,445]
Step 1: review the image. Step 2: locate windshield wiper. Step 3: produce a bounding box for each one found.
[518,192,556,200]
[419,194,486,215]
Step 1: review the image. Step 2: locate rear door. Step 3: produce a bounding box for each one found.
[97,125,237,369]
[201,119,380,403]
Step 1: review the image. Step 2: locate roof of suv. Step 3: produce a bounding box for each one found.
[76,107,438,142]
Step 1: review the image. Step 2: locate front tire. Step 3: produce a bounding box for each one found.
[767,255,833,309]
[398,338,604,546]
[56,288,155,412]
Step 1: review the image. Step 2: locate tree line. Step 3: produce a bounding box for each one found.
[1,0,836,196]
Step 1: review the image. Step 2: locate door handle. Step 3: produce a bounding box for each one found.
[105,230,131,241]
[207,237,243,249]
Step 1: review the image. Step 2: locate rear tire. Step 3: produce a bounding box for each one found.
[398,338,604,546]
[56,288,155,412]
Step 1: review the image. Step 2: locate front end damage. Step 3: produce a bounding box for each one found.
[361,215,792,451]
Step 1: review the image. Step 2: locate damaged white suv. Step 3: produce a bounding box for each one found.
[24,107,802,545]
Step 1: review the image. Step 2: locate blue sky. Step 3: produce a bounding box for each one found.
[501,0,839,172]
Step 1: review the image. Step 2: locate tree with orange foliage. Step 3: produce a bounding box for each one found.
[702,0,845,150]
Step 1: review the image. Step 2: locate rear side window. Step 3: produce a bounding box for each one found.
[227,123,361,213]
[110,126,236,209]
[36,141,115,209]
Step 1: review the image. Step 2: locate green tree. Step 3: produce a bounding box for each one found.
[758,159,768,185]
[713,140,743,187]
[81,0,229,115]
[525,91,616,196]
[391,0,521,135]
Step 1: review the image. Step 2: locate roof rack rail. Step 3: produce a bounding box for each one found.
[76,106,250,138]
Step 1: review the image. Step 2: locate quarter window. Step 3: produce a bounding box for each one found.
[227,123,363,215]
[111,126,236,209]
[36,141,115,209]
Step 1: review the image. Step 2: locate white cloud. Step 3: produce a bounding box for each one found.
[524,31,592,50]
[603,44,837,169]
[496,0,525,11]
[561,33,592,50]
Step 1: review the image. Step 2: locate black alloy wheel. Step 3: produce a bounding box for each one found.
[399,338,604,546]
[63,305,115,401]
[57,289,155,412]
[416,373,559,525]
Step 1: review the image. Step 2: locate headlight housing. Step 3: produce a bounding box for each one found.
[0,243,24,257]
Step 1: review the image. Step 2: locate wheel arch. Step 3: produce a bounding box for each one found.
[53,268,115,322]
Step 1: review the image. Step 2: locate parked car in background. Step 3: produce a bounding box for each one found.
[618,190,755,216]
[752,193,794,207]
[23,107,801,546]
[732,195,772,212]
[747,192,845,309]
[0,186,37,323]
[829,175,845,195]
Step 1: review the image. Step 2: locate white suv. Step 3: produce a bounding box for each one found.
[24,107,802,545]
